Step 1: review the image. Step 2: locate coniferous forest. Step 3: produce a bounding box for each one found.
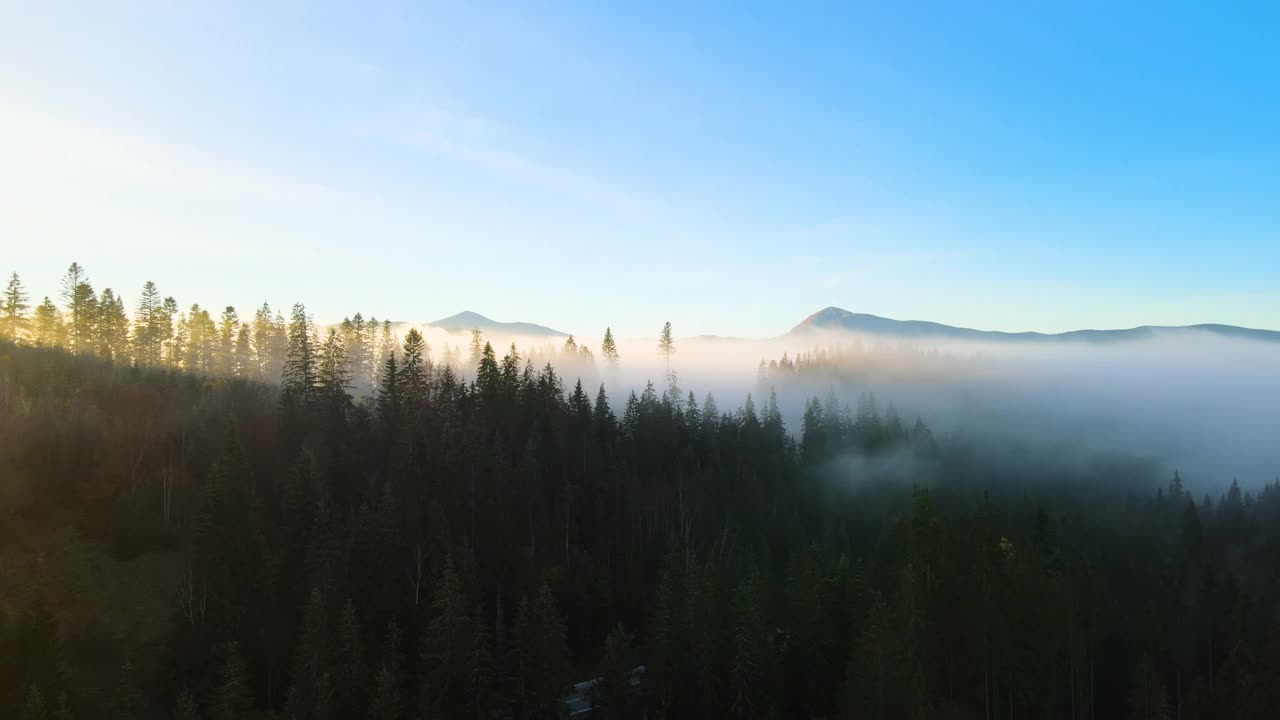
[3,264,1280,720]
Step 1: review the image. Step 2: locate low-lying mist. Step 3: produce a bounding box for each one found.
[427,326,1279,491]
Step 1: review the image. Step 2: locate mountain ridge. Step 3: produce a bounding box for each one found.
[788,306,1280,343]
[428,310,567,337]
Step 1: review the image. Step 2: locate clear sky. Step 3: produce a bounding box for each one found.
[2,1,1277,337]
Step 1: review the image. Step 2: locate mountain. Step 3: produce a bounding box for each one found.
[788,307,1280,343]
[428,311,568,338]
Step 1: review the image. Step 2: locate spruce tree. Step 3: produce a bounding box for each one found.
[658,321,675,368]
[601,327,619,366]
[399,329,428,406]
[32,297,63,347]
[211,642,252,720]
[133,281,163,365]
[1,272,30,342]
[283,303,317,405]
[368,621,402,720]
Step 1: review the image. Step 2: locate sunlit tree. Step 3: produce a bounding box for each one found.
[1,272,30,342]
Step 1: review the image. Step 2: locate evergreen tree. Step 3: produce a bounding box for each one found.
[217,307,239,376]
[469,328,484,371]
[2,272,30,342]
[287,588,331,720]
[133,281,164,366]
[211,642,252,720]
[95,289,130,362]
[60,263,94,354]
[174,688,200,720]
[316,328,352,414]
[368,621,402,720]
[1127,655,1171,720]
[283,303,317,405]
[421,558,472,714]
[22,685,48,720]
[658,321,675,370]
[601,327,619,367]
[32,297,64,347]
[399,328,428,407]
[592,624,636,719]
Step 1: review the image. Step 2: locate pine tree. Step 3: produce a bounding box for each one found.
[234,324,253,377]
[95,289,130,362]
[32,297,64,347]
[368,621,402,720]
[2,272,30,342]
[376,353,400,427]
[592,624,635,719]
[133,281,164,366]
[288,589,331,720]
[476,342,500,398]
[283,303,317,405]
[399,329,428,406]
[601,327,619,367]
[469,328,484,371]
[1127,654,1171,720]
[332,600,366,720]
[421,558,472,714]
[160,297,179,366]
[211,642,252,720]
[217,307,239,376]
[174,688,200,720]
[22,685,48,720]
[316,328,352,414]
[60,263,94,354]
[658,321,675,369]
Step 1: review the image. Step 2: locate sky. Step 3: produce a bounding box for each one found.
[1,1,1277,338]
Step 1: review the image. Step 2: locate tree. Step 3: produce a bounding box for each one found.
[95,289,130,362]
[174,688,200,720]
[368,621,402,720]
[375,351,400,428]
[133,281,164,366]
[514,584,571,717]
[22,685,48,720]
[283,303,317,405]
[32,297,64,347]
[60,263,96,354]
[316,328,352,414]
[399,329,428,406]
[658,321,675,369]
[332,600,366,720]
[217,307,239,376]
[1127,655,1170,720]
[252,303,285,380]
[2,272,30,342]
[601,327,620,367]
[592,624,636,719]
[469,328,484,371]
[421,559,472,714]
[211,642,252,720]
[287,589,331,720]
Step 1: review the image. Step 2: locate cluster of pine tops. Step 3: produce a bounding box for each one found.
[2,264,1280,720]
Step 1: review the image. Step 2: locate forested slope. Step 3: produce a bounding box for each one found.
[2,265,1280,719]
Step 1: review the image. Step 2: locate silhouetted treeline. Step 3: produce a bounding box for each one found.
[3,267,1280,719]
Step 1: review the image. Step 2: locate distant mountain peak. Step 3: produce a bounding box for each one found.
[788,306,1280,343]
[431,310,495,327]
[428,311,567,337]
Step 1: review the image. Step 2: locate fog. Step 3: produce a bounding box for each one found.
[423,327,1279,491]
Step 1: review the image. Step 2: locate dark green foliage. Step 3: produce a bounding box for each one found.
[3,294,1280,720]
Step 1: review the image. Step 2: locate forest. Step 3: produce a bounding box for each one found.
[3,264,1280,720]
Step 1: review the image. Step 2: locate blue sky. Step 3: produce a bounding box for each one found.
[1,1,1277,337]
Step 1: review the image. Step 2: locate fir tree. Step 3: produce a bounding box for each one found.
[601,327,620,366]
[283,303,317,405]
[1,272,30,342]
